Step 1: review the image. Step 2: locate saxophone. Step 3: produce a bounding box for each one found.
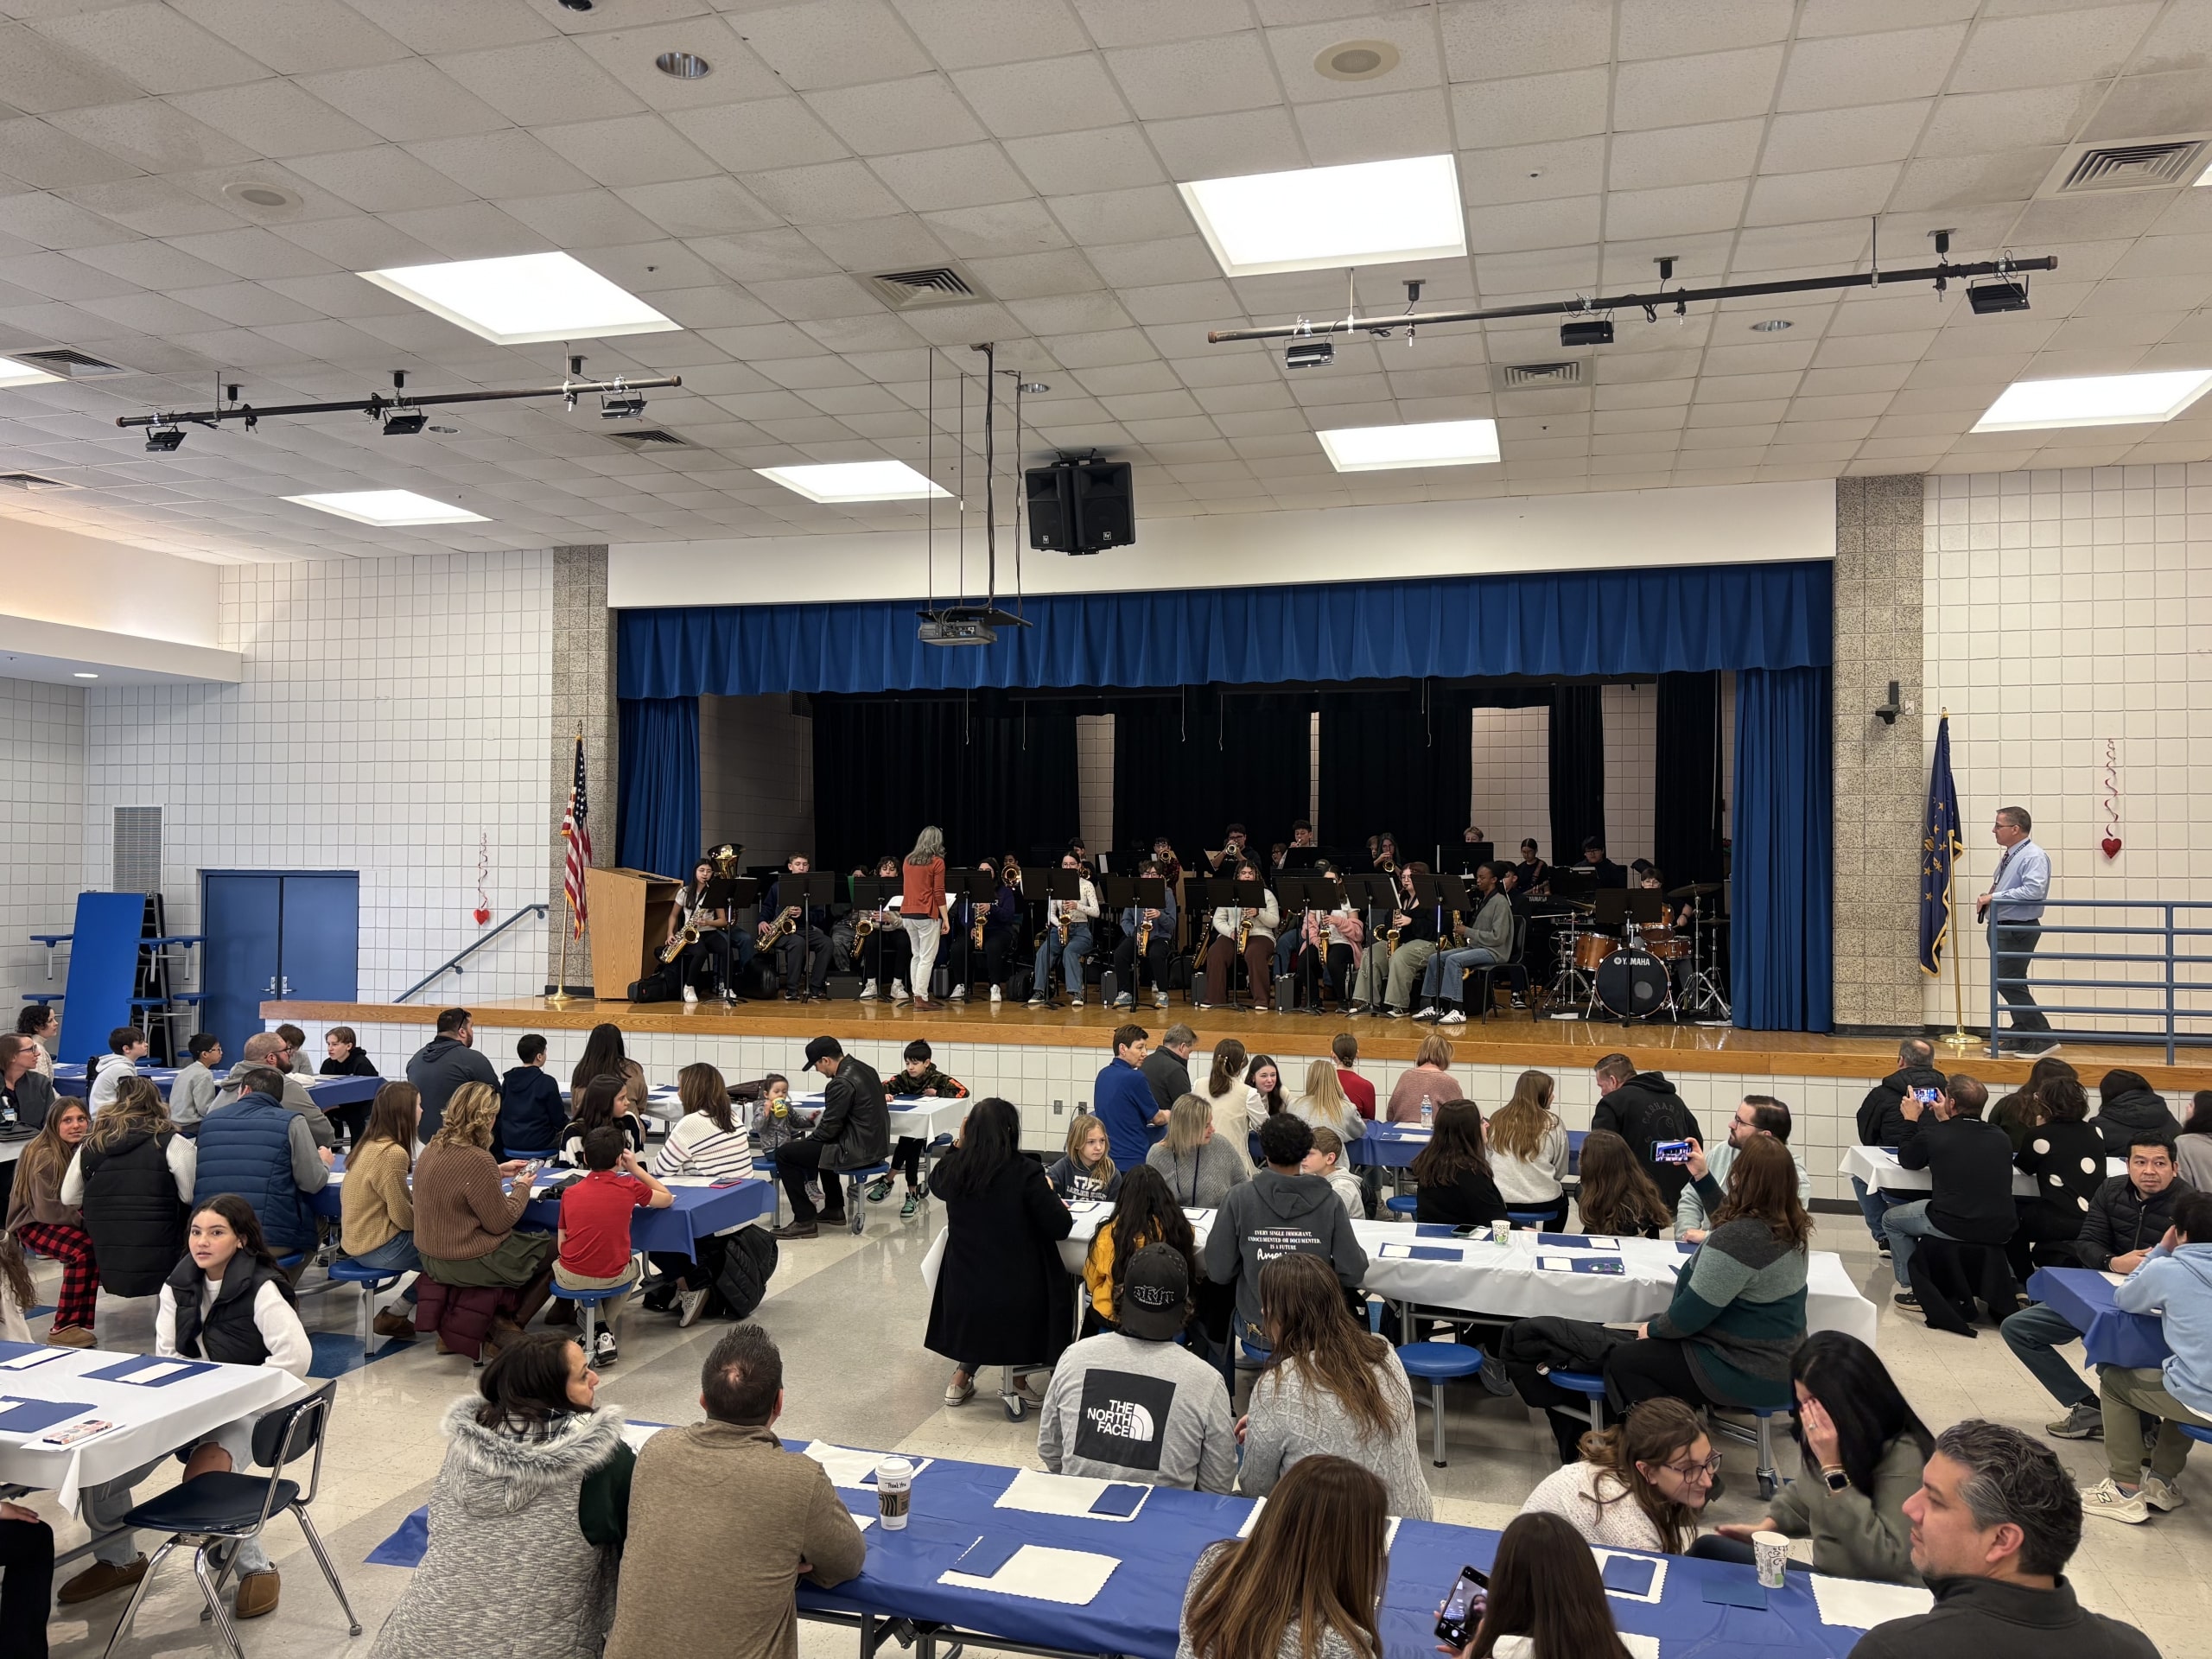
[854,911,877,944]
[1057,904,1071,947]
[971,899,985,952]
[658,918,699,964]
[760,910,798,950]
[1136,910,1152,958]
[1236,908,1251,954]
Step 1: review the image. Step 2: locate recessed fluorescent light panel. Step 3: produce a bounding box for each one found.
[1318,418,1501,472]
[359,251,677,346]
[284,490,488,527]
[755,461,950,504]
[1973,370,2212,433]
[0,355,64,389]
[1179,154,1465,278]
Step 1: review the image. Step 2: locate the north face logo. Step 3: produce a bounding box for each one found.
[1073,1369,1175,1471]
[1082,1399,1156,1442]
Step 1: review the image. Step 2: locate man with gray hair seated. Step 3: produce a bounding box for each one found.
[210,1031,334,1147]
[1847,1419,2158,1657]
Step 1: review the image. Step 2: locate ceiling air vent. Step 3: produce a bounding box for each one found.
[0,472,72,490]
[2044,137,2209,194]
[1492,360,1585,391]
[16,347,129,378]
[866,265,982,310]
[606,428,690,449]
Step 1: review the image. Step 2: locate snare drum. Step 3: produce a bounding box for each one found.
[1573,931,1618,972]
[1641,925,1689,963]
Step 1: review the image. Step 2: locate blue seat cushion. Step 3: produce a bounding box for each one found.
[2179,1424,2212,1446]
[1383,1194,1420,1215]
[1548,1369,1605,1396]
[327,1261,397,1284]
[845,1163,892,1179]
[124,1471,298,1535]
[550,1285,625,1305]
[1398,1342,1484,1380]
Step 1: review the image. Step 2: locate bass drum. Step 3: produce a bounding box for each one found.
[1596,949,1669,1018]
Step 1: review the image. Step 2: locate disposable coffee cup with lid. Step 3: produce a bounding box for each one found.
[876,1455,913,1529]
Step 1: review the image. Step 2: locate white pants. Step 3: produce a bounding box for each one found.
[904,916,941,998]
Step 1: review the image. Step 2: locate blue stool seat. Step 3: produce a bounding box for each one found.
[1548,1368,1608,1433]
[550,1281,630,1351]
[1384,1193,1420,1219]
[1397,1343,1483,1467]
[505,1147,559,1160]
[1238,1337,1273,1366]
[1707,1402,1792,1497]
[1505,1209,1554,1230]
[2179,1424,2212,1446]
[842,1161,892,1236]
[327,1257,406,1348]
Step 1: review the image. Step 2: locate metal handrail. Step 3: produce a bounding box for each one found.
[395,905,548,1004]
[1984,899,2212,1064]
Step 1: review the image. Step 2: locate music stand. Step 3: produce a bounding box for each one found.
[1031,866,1085,1005]
[774,872,837,1001]
[1434,874,1473,924]
[1280,848,1325,872]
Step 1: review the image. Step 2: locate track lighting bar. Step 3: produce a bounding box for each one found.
[115,374,683,431]
[1202,256,2056,345]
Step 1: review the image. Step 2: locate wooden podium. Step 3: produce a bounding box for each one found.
[585,867,683,999]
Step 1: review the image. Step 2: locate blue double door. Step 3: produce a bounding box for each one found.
[201,871,359,1057]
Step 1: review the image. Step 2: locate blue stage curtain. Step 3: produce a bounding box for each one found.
[616,696,700,881]
[618,561,1831,698]
[1732,666,1832,1032]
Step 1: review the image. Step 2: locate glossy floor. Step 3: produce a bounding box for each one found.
[25,1206,2192,1658]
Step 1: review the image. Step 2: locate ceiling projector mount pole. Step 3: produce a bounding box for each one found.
[116,372,684,432]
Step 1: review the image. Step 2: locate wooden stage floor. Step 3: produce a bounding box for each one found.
[266,996,2212,1090]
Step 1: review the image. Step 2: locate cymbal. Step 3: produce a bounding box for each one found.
[1668,882,1722,899]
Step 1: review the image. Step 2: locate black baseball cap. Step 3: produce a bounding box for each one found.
[804,1036,842,1068]
[1118,1244,1190,1342]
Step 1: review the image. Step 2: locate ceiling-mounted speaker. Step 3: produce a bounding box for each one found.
[1070,460,1133,554]
[1025,465,1075,551]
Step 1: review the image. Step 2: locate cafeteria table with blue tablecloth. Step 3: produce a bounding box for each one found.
[54,1062,382,1111]
[366,1436,1915,1659]
[2028,1266,2171,1370]
[1352,1122,1584,1173]
[314,1161,774,1259]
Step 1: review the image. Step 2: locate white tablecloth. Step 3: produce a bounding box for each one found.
[0,1343,299,1510]
[1840,1144,2124,1200]
[644,1088,968,1143]
[921,1207,1877,1347]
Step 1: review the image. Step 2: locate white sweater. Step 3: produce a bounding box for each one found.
[1520,1458,1696,1552]
[1489,1117,1570,1205]
[156,1274,314,1378]
[651,1113,759,1231]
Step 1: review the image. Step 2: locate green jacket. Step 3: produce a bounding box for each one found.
[1765,1432,1924,1585]
[1648,1172,1806,1407]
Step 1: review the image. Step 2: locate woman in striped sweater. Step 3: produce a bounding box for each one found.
[645,1063,755,1326]
[1604,1135,1808,1430]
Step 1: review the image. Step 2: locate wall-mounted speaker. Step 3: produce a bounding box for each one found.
[1024,465,1075,551]
[1026,460,1134,555]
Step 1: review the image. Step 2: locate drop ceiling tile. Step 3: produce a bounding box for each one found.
[0,192,139,250]
[2081,68,2212,144]
[1003,290,1135,334]
[46,99,259,175]
[433,39,645,125]
[1948,5,2159,95]
[961,246,1103,300]
[267,213,442,271]
[1448,69,1611,149]
[1464,194,1602,255]
[1038,182,1190,248]
[1041,327,1160,367]
[950,54,1134,140]
[1745,163,1903,227]
[1888,149,2060,214]
[285,145,478,214]
[1071,0,1261,52]
[806,73,990,157]
[537,115,718,190]
[373,201,542,261]
[1605,180,1749,241]
[1610,120,1768,192]
[1777,26,1972,112]
[1294,88,1452,168]
[796,213,951,272]
[295,60,509,143]
[170,0,412,75]
[1612,47,1784,130]
[921,198,1071,258]
[1005,126,1165,196]
[1616,0,1793,60]
[496,188,666,249]
[794,313,929,354]
[1085,234,1228,288]
[1104,35,1283,124]
[1146,107,1307,181]
[568,22,791,111]
[870,142,1033,213]
[1437,0,1611,82]
[35,3,270,96]
[1916,85,2101,159]
[889,0,1090,71]
[0,250,143,302]
[1458,136,1605,209]
[724,0,935,92]
[0,22,147,116]
[741,160,908,226]
[666,98,851,175]
[0,115,146,189]
[613,176,783,239]
[692,227,845,283]
[64,237,242,290]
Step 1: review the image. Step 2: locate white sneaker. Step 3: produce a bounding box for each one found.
[2144,1472,2187,1512]
[1411,1005,1440,1021]
[682,984,698,1004]
[1113,993,1135,1008]
[891,979,911,1002]
[2080,1477,2152,1524]
[989,985,1001,1004]
[1154,990,1169,1007]
[858,979,879,1001]
[950,983,967,1001]
[1439,1008,1467,1026]
[1027,994,1046,1007]
[1069,994,1084,1007]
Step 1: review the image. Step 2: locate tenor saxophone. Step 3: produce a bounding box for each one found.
[971,903,985,951]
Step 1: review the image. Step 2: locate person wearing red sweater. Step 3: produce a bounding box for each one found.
[901,827,949,1009]
[1332,1033,1376,1120]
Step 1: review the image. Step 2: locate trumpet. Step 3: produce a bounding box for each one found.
[1378,855,1397,876]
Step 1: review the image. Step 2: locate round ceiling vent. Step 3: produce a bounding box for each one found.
[221,181,298,213]
[1314,40,1401,81]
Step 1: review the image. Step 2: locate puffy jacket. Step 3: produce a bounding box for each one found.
[1592,1072,1702,1207]
[2094,1088,2183,1158]
[1856,1065,1948,1148]
[78,1128,187,1298]
[195,1092,315,1255]
[167,1252,296,1366]
[2075,1174,2196,1271]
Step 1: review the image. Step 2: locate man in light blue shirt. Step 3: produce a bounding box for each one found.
[1976,804,2054,1057]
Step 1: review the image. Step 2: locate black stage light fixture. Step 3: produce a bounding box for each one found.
[381,410,427,435]
[144,425,184,453]
[1967,277,2031,315]
[1560,318,1613,347]
[1286,339,1333,369]
[600,390,647,419]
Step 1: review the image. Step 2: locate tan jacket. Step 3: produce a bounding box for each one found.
[340,1135,415,1257]
[604,1420,866,1659]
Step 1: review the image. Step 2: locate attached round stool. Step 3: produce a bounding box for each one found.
[1384,1193,1421,1220]
[1505,1209,1554,1230]
[2180,1424,2212,1447]
[842,1162,892,1235]
[1707,1402,1792,1497]
[1547,1369,1608,1433]
[326,1258,407,1350]
[1397,1342,1484,1466]
[549,1282,627,1354]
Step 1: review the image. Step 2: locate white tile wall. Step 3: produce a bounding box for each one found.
[0,678,84,1012]
[83,553,556,1004]
[1603,682,1657,866]
[700,693,814,863]
[1470,706,1549,859]
[1923,466,2212,1035]
[1077,714,1113,854]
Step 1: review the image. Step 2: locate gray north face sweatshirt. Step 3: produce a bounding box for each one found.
[1036,1332,1238,1493]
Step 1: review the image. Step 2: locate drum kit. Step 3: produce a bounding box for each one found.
[1542,883,1732,1024]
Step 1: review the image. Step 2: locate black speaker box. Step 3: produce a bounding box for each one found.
[1071,460,1133,552]
[1025,465,1075,551]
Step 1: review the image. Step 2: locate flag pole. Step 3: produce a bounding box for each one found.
[1939,708,1973,1053]
[550,904,571,1007]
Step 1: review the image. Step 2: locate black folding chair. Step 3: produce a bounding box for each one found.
[101,1381,359,1659]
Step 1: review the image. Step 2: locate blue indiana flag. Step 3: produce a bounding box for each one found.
[1920,715,1963,975]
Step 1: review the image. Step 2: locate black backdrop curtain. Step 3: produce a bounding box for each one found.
[1316,688,1468,861]
[810,694,1078,873]
[1653,671,1726,889]
[1548,685,1606,861]
[1113,689,1311,861]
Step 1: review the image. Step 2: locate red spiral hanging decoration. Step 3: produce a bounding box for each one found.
[2101,739,2122,860]
[474,830,493,925]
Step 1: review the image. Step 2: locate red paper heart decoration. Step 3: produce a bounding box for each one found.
[2101,836,2122,859]
[473,906,492,925]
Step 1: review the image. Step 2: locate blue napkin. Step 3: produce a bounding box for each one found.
[0,1397,97,1433]
[1601,1555,1660,1597]
[1090,1484,1147,1517]
[1701,1578,1769,1609]
[1403,1245,1465,1262]
[950,1535,1024,1576]
[85,1357,218,1387]
[1538,1232,1592,1248]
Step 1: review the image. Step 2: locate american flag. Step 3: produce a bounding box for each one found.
[562,732,592,936]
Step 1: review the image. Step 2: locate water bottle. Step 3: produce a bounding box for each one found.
[1420,1093,1433,1128]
